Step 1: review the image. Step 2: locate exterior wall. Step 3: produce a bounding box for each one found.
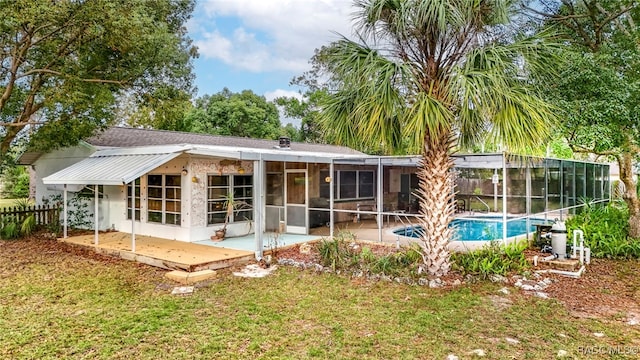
[115,156,191,241]
[32,143,95,203]
[32,144,114,231]
[187,157,254,241]
[112,155,255,242]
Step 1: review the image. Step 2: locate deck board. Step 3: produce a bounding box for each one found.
[62,232,254,272]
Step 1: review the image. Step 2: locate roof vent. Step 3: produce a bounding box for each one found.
[278,136,291,149]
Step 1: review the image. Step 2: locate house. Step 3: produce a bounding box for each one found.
[20,127,611,261]
[20,127,382,258]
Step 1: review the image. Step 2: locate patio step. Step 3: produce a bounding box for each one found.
[165,269,217,284]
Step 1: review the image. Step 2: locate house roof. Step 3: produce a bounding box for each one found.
[87,127,363,155]
[19,127,364,165]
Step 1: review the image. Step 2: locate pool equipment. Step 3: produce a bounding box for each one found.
[550,221,567,259]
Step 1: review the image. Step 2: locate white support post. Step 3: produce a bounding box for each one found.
[94,184,99,246]
[377,157,383,242]
[502,153,508,244]
[254,156,264,260]
[63,184,68,239]
[130,181,136,253]
[329,159,335,240]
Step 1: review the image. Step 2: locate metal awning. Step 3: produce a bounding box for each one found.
[43,152,183,186]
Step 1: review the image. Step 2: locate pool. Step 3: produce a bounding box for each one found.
[393,216,549,241]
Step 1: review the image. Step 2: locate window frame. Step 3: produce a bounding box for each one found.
[147,174,182,225]
[207,174,254,225]
[319,170,376,201]
[126,178,141,220]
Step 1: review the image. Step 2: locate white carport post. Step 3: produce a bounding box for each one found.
[377,157,383,243]
[329,159,335,239]
[254,155,264,260]
[130,181,136,253]
[502,152,508,245]
[63,184,68,239]
[94,185,99,245]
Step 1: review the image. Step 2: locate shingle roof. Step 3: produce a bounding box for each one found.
[87,127,363,155]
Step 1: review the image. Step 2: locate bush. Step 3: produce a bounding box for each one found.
[566,199,640,259]
[451,241,529,279]
[316,232,423,277]
[316,231,360,271]
[0,216,20,240]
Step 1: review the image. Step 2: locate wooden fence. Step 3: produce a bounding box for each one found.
[0,205,60,225]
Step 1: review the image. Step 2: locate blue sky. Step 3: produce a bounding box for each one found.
[187,0,355,102]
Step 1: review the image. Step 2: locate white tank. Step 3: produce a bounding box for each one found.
[550,221,567,259]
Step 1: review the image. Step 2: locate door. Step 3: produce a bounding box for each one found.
[285,170,307,234]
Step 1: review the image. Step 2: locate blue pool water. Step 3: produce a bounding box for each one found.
[394,216,548,241]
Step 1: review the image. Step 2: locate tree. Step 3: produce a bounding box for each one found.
[319,0,557,276]
[118,86,194,132]
[1,0,196,161]
[187,88,281,139]
[526,1,640,237]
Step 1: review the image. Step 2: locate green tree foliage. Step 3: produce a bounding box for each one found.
[187,88,281,139]
[317,0,557,276]
[1,165,29,199]
[119,86,194,132]
[0,0,197,161]
[527,0,640,236]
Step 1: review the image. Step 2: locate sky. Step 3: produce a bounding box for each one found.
[187,0,356,103]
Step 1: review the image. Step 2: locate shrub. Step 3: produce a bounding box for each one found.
[566,199,640,259]
[317,232,423,277]
[451,241,529,279]
[0,216,20,240]
[316,231,360,271]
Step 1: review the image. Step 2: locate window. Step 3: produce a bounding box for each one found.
[320,170,375,200]
[147,174,181,225]
[207,175,253,225]
[127,178,141,220]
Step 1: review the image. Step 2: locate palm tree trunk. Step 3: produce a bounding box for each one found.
[415,134,455,277]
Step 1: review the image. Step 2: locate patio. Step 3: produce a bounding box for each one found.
[62,231,322,271]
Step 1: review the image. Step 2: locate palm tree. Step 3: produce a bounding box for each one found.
[319,0,557,276]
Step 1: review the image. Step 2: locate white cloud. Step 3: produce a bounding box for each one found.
[264,89,303,102]
[193,0,354,73]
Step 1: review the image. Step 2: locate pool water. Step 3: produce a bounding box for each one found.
[394,216,549,241]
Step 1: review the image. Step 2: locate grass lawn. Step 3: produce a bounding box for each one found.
[1,238,638,359]
[0,198,31,210]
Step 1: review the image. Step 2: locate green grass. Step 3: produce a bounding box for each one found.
[0,239,636,359]
[0,198,29,209]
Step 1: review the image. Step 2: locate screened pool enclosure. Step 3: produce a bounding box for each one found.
[304,153,610,243]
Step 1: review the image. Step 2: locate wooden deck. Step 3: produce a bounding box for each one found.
[62,232,255,272]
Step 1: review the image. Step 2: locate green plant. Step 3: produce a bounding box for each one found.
[316,231,359,271]
[1,165,30,199]
[20,214,36,237]
[42,193,91,230]
[451,241,529,280]
[566,199,640,259]
[0,215,20,240]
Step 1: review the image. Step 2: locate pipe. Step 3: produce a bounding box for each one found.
[536,266,586,278]
[571,229,586,265]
